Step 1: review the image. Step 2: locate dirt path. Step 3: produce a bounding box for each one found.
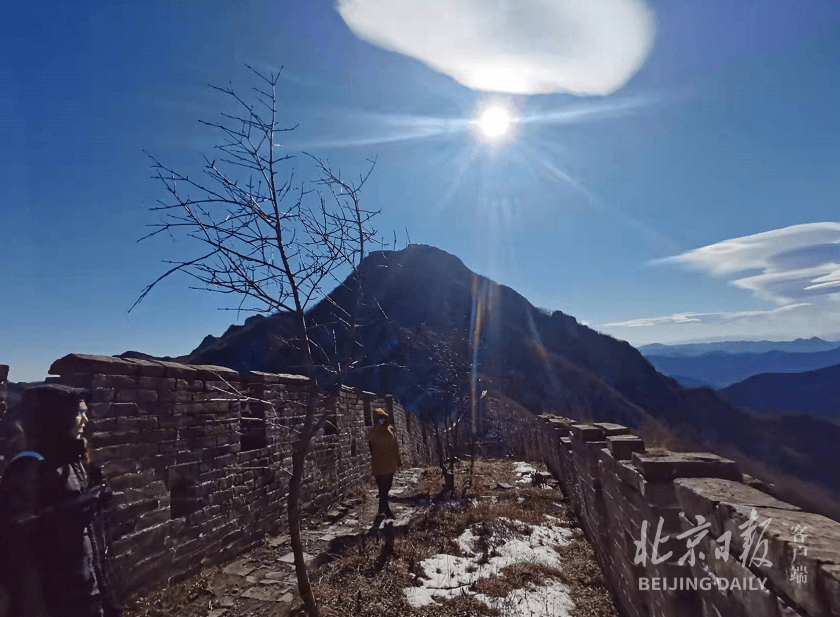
[125,461,616,617]
[126,468,426,617]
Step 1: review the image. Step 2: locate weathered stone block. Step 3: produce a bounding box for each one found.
[116,389,159,404]
[124,358,167,377]
[191,364,239,381]
[594,422,631,436]
[49,354,138,376]
[110,402,140,417]
[675,477,840,617]
[242,371,281,384]
[158,389,194,404]
[138,376,177,391]
[153,360,199,379]
[91,388,116,403]
[608,435,646,460]
[631,452,740,482]
[571,424,606,441]
[92,374,138,389]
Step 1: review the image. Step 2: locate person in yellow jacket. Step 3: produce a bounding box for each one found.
[367,408,401,519]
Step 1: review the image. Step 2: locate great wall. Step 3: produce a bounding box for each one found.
[1,355,839,617]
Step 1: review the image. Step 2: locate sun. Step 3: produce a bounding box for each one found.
[479,106,511,139]
[471,100,519,145]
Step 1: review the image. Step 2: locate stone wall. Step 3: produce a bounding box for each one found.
[477,389,541,460]
[33,354,436,599]
[534,415,840,617]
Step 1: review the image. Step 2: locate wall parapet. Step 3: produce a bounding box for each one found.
[0,353,438,599]
[534,414,840,617]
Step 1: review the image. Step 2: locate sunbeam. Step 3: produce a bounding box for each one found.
[518,94,656,127]
[431,144,482,215]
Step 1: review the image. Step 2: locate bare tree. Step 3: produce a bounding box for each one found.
[133,66,379,617]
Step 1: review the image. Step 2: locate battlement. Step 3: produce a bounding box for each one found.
[7,354,437,597]
[533,415,840,617]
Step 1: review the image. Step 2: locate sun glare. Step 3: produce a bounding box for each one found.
[471,100,518,145]
[479,106,510,139]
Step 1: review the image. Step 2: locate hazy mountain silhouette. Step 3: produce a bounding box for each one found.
[123,244,840,494]
[720,364,840,421]
[644,347,840,388]
[639,337,840,357]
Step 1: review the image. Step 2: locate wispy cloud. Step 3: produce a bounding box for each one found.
[335,0,657,95]
[655,222,840,304]
[603,223,840,342]
[603,303,812,328]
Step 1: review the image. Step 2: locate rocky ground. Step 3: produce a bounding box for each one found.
[124,460,616,617]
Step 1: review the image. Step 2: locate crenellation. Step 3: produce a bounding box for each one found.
[0,353,439,600]
[535,413,840,617]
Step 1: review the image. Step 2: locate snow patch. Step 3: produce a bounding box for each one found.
[476,580,574,617]
[513,462,537,484]
[404,517,573,610]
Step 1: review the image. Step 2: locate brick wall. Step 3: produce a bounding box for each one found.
[476,389,541,460]
[534,415,840,617]
[32,353,437,599]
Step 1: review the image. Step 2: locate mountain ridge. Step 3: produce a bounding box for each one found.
[122,244,840,495]
[720,363,840,421]
[644,346,840,388]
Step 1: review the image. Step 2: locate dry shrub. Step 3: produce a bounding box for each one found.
[553,529,617,617]
[124,571,215,617]
[474,562,564,598]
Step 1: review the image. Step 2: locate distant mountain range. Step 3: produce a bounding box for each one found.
[114,244,840,495]
[638,338,840,357]
[642,346,840,389]
[720,364,840,421]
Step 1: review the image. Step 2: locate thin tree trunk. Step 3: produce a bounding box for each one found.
[288,388,320,617]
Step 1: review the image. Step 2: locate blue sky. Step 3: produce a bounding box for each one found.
[2,0,840,381]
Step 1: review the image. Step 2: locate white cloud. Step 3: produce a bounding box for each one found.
[656,223,840,304]
[603,303,812,329]
[603,223,840,344]
[335,0,657,95]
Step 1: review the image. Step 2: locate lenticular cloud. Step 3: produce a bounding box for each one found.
[335,0,657,95]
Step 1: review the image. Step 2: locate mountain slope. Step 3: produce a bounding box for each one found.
[644,347,840,388]
[133,244,840,494]
[720,364,840,421]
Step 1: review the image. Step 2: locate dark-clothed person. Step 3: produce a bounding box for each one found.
[0,385,121,617]
[367,408,401,519]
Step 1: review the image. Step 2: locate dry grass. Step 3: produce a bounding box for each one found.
[124,460,617,617]
[552,529,617,617]
[474,563,565,598]
[124,571,216,617]
[313,460,616,617]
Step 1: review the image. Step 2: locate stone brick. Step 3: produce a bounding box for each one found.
[91,388,116,403]
[154,360,199,379]
[191,364,239,381]
[49,354,138,376]
[116,389,159,404]
[138,376,177,390]
[594,422,631,436]
[91,402,141,419]
[608,435,645,460]
[242,371,281,384]
[92,374,138,389]
[158,390,195,404]
[631,452,741,482]
[124,358,167,377]
[571,424,606,441]
[101,459,140,477]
